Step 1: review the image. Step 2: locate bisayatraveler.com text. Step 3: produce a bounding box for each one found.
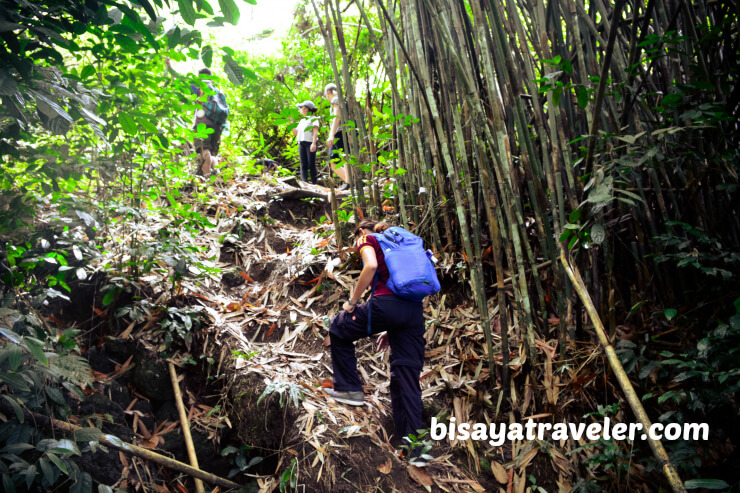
[430,417,709,446]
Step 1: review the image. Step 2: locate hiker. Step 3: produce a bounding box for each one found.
[327,220,426,459]
[292,100,319,184]
[165,58,228,176]
[324,83,349,189]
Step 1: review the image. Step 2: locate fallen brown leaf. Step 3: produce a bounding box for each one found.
[377,458,392,474]
[491,460,508,484]
[408,464,433,488]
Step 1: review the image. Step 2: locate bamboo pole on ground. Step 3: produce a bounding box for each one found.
[559,248,687,493]
[0,401,241,490]
[168,362,204,493]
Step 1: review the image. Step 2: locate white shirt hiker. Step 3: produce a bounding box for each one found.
[296,116,319,143]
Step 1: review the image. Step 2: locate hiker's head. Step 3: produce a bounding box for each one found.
[354,220,390,237]
[324,83,337,99]
[199,68,212,78]
[297,100,317,116]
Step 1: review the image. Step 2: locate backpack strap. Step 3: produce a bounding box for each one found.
[366,271,378,335]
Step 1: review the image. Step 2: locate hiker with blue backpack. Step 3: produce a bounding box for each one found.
[165,58,229,176]
[326,220,440,465]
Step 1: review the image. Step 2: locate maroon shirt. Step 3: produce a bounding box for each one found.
[355,234,393,296]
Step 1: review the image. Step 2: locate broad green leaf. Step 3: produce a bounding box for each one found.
[73,427,103,443]
[98,485,113,493]
[0,326,22,345]
[8,344,22,371]
[24,337,49,367]
[39,458,54,485]
[201,44,213,67]
[223,54,244,86]
[80,65,96,79]
[219,0,240,25]
[2,395,24,422]
[46,453,69,475]
[552,86,562,107]
[177,0,197,25]
[25,465,36,489]
[0,372,31,392]
[2,474,16,493]
[70,471,92,493]
[684,479,730,490]
[664,308,677,321]
[576,85,588,109]
[117,113,138,135]
[102,290,116,306]
[45,386,66,406]
[0,442,35,454]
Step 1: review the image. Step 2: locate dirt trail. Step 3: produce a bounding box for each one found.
[174,175,498,492]
[65,174,561,492]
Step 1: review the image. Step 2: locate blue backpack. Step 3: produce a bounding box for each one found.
[203,87,229,126]
[371,227,440,301]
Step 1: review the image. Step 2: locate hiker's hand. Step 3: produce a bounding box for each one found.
[310,142,317,152]
[377,332,389,352]
[342,301,356,313]
[327,136,335,147]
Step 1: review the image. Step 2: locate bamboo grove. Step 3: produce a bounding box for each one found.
[309,0,738,396]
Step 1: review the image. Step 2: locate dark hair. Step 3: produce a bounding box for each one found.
[199,68,212,76]
[354,220,390,237]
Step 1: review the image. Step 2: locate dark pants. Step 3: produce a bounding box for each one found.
[330,295,425,439]
[193,123,222,156]
[327,130,345,163]
[299,141,317,184]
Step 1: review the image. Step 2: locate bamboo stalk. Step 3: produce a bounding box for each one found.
[168,362,204,493]
[0,401,241,490]
[559,248,686,493]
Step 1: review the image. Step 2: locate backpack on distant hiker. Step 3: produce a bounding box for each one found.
[371,227,440,302]
[202,87,229,126]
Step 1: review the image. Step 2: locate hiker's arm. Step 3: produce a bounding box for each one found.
[310,125,318,152]
[343,246,377,312]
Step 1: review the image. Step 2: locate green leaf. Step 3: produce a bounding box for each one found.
[201,45,213,67]
[552,87,562,107]
[219,0,240,25]
[70,471,93,493]
[74,427,103,443]
[39,458,54,485]
[0,442,35,454]
[684,479,730,490]
[118,113,138,135]
[8,344,22,370]
[2,474,16,493]
[45,386,66,406]
[24,337,49,367]
[664,308,677,321]
[0,326,22,345]
[80,65,96,79]
[46,453,69,475]
[223,54,244,86]
[576,85,588,109]
[102,290,116,306]
[2,395,24,422]
[177,0,197,25]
